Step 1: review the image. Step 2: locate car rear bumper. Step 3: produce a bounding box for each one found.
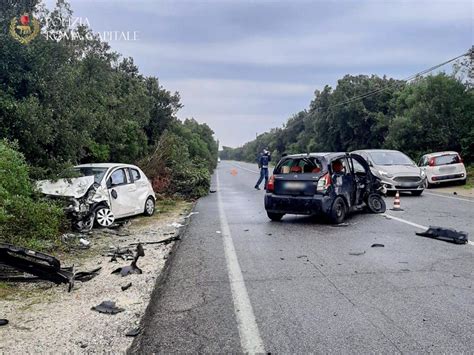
[428,173,465,184]
[264,193,333,215]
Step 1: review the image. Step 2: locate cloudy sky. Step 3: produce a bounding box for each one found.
[43,0,472,147]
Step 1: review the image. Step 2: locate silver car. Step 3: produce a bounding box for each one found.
[37,163,156,231]
[352,149,426,195]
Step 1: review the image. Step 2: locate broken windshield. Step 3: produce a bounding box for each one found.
[72,167,108,183]
[369,151,414,166]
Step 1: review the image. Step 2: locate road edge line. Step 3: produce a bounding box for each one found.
[216,170,265,353]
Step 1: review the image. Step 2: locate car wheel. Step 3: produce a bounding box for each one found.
[95,207,115,227]
[144,197,155,216]
[267,212,284,221]
[367,193,386,213]
[411,190,423,196]
[329,196,347,224]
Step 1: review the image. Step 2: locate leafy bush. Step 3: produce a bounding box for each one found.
[0,140,65,250]
[141,130,213,199]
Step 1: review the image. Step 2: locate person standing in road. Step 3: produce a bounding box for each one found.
[255,148,271,190]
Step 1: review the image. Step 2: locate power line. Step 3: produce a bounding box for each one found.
[324,51,470,110]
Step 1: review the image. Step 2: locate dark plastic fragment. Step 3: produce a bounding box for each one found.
[91,301,124,314]
[416,226,468,244]
[0,319,8,326]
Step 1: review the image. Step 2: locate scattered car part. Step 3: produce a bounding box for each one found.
[91,301,124,314]
[0,244,101,291]
[0,243,72,286]
[79,238,91,247]
[129,235,181,246]
[125,327,142,337]
[170,222,184,228]
[112,244,145,276]
[371,243,385,247]
[0,319,8,326]
[121,282,132,291]
[73,267,101,282]
[416,226,468,244]
[349,251,366,256]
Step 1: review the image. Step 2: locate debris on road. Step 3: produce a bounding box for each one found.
[209,189,217,193]
[349,251,366,256]
[125,327,142,337]
[184,212,199,219]
[121,282,132,291]
[79,238,91,248]
[453,192,457,195]
[0,319,8,326]
[216,231,222,234]
[297,255,307,259]
[73,267,102,282]
[331,222,350,227]
[169,222,184,228]
[112,244,145,276]
[107,247,134,262]
[416,226,468,244]
[91,301,124,315]
[371,243,385,248]
[129,235,180,246]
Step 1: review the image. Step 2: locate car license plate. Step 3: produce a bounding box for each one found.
[439,166,456,173]
[284,182,306,190]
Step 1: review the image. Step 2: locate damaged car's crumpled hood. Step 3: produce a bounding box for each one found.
[36,176,95,198]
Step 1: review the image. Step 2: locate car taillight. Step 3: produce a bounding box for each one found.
[428,158,435,166]
[267,175,275,192]
[316,172,331,192]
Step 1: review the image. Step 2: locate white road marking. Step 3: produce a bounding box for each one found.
[216,170,265,353]
[424,191,474,203]
[382,213,428,230]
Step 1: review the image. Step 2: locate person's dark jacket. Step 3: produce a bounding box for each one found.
[258,153,271,169]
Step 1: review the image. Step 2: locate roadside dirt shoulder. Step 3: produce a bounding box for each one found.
[0,200,193,354]
[427,186,474,198]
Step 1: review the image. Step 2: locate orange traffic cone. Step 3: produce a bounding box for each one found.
[391,191,404,211]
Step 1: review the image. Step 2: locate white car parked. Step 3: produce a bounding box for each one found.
[418,151,467,187]
[37,163,156,231]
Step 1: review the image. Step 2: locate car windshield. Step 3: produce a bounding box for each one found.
[369,151,414,166]
[72,167,108,183]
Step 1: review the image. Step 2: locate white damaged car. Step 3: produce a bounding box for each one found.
[37,163,156,231]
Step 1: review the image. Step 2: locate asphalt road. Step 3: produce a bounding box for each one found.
[134,160,474,353]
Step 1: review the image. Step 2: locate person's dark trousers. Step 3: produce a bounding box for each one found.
[255,168,269,189]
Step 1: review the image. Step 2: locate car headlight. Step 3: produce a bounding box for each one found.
[378,170,393,178]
